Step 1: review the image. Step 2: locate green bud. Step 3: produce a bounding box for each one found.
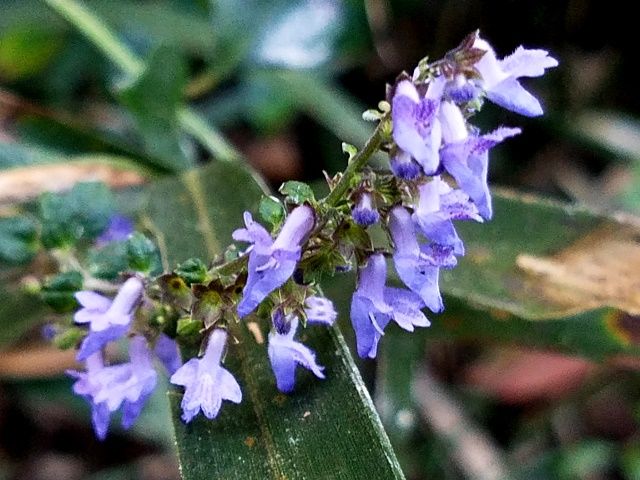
[175,257,208,284]
[53,326,86,350]
[41,271,83,313]
[279,181,315,205]
[259,195,286,228]
[177,317,204,337]
[126,232,161,274]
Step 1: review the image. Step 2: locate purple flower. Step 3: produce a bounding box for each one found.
[68,337,158,438]
[413,177,482,255]
[154,333,182,375]
[170,329,242,423]
[392,80,442,174]
[350,254,429,359]
[74,277,144,361]
[233,205,315,318]
[90,336,158,429]
[473,35,558,117]
[96,214,134,246]
[268,313,325,393]
[440,127,521,219]
[352,192,379,227]
[304,295,337,326]
[390,150,422,180]
[389,206,453,313]
[67,352,111,440]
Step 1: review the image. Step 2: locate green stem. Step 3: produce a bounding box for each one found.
[324,119,387,207]
[42,0,242,165]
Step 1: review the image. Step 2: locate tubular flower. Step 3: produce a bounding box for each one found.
[388,206,455,313]
[74,277,144,361]
[350,254,429,359]
[392,80,442,174]
[170,329,242,423]
[352,192,380,227]
[234,205,315,318]
[473,35,558,116]
[268,313,325,393]
[413,176,482,255]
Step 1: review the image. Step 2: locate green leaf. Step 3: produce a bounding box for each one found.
[174,257,208,285]
[39,181,114,248]
[117,46,191,171]
[41,270,83,312]
[144,162,404,479]
[0,216,38,265]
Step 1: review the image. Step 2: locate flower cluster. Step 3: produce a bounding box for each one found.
[51,32,556,438]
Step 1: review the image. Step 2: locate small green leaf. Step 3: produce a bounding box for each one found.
[53,326,86,350]
[174,257,208,285]
[39,182,114,248]
[0,216,38,265]
[176,317,203,337]
[41,271,83,313]
[258,195,285,228]
[279,180,315,205]
[125,232,161,275]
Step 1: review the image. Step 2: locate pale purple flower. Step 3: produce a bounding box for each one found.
[67,352,111,440]
[234,205,315,318]
[392,80,442,174]
[304,296,337,326]
[440,127,521,219]
[74,277,144,361]
[350,254,429,359]
[473,35,558,116]
[268,313,325,393]
[413,177,482,255]
[352,192,379,227]
[389,207,453,313]
[154,333,182,375]
[68,337,157,438]
[90,336,158,429]
[96,214,134,246]
[170,329,242,423]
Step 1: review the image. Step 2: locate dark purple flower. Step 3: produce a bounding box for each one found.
[352,192,380,227]
[96,215,134,246]
[268,314,325,393]
[440,127,521,219]
[304,296,337,326]
[170,329,242,423]
[154,333,182,375]
[413,177,482,255]
[74,277,144,361]
[234,205,315,318]
[350,254,429,359]
[388,207,452,313]
[390,150,422,180]
[392,80,442,174]
[473,36,558,117]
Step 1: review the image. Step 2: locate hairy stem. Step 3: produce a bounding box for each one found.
[324,119,387,207]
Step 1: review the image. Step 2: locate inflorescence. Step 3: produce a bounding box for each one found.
[42,32,557,438]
